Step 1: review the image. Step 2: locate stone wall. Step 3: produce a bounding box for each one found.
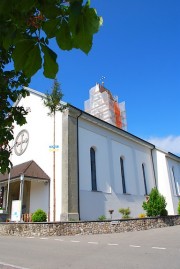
[0,215,180,237]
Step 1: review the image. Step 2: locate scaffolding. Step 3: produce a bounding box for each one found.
[84,84,127,130]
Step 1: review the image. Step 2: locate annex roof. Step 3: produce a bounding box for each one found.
[0,160,50,183]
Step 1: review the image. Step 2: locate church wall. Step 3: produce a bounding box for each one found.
[9,90,180,221]
[78,126,111,193]
[29,181,49,214]
[166,156,180,214]
[11,91,63,221]
[152,150,175,215]
[111,140,155,195]
[78,118,156,220]
[80,190,147,220]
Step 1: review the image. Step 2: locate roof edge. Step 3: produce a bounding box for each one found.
[24,87,46,98]
[69,104,155,150]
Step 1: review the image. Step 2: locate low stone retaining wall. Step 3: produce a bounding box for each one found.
[0,215,180,237]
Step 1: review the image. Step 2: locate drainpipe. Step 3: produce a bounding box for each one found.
[76,110,82,221]
[48,180,50,222]
[151,147,157,188]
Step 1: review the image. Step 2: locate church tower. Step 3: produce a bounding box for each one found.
[84,83,127,130]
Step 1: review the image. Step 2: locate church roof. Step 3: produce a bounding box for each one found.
[0,160,50,182]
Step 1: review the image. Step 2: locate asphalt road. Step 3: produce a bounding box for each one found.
[0,226,180,269]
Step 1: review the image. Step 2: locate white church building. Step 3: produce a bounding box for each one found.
[0,84,180,221]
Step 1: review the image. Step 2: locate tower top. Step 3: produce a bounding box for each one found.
[84,84,127,131]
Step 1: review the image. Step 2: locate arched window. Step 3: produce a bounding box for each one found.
[142,164,148,195]
[172,167,178,195]
[90,147,97,191]
[120,157,126,194]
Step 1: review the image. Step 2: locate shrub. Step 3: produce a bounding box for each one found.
[98,215,106,221]
[142,188,168,217]
[138,213,146,218]
[119,207,131,219]
[32,209,47,222]
[178,200,180,215]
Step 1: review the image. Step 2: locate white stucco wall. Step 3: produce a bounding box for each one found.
[166,156,180,214]
[30,181,49,214]
[80,190,148,220]
[11,89,63,221]
[78,127,111,193]
[78,118,156,220]
[152,149,175,215]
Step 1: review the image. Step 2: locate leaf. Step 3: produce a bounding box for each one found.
[12,39,42,77]
[71,14,92,54]
[23,43,42,78]
[41,3,61,19]
[56,20,73,50]
[84,7,103,35]
[0,0,12,16]
[41,44,58,78]
[12,39,35,72]
[69,1,82,35]
[2,25,17,50]
[42,19,59,38]
[16,0,35,12]
[69,3,103,54]
[69,0,83,4]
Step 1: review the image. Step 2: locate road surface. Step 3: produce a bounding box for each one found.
[0,225,180,269]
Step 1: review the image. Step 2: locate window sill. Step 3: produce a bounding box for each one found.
[91,190,102,193]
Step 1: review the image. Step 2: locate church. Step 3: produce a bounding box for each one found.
[0,84,180,221]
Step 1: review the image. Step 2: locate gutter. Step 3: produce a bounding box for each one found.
[70,104,155,150]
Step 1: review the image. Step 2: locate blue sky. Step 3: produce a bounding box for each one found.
[29,0,180,155]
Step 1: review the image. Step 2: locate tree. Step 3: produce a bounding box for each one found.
[142,188,168,217]
[0,0,102,174]
[0,87,29,174]
[44,79,67,221]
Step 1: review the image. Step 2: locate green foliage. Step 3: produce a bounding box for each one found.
[177,200,180,215]
[44,79,67,115]
[119,207,131,219]
[98,215,106,221]
[142,188,168,217]
[1,0,102,79]
[0,0,102,174]
[0,78,30,174]
[32,209,47,222]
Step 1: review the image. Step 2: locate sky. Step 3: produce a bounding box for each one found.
[29,0,180,155]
